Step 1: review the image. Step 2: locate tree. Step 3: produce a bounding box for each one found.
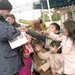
[39,13,49,22]
[52,11,61,21]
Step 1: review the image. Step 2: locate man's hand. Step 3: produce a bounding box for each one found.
[41,30,49,35]
[16,26,28,32]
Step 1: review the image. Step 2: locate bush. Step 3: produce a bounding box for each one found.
[52,11,61,21]
[39,13,49,22]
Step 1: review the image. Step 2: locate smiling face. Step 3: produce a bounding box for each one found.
[47,24,59,34]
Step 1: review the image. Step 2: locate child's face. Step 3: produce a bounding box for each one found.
[50,45,58,53]
[63,26,68,36]
[47,25,58,34]
[23,51,30,58]
[34,44,42,52]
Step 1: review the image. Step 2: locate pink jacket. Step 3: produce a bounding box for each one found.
[19,56,32,75]
[48,32,75,74]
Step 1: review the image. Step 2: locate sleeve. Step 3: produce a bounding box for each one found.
[26,30,46,42]
[40,60,50,72]
[56,55,64,74]
[38,51,50,59]
[48,32,64,41]
[0,24,21,41]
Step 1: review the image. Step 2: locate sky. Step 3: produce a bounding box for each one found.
[8,0,41,22]
[9,0,35,6]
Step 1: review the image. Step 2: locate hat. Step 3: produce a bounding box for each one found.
[0,0,12,10]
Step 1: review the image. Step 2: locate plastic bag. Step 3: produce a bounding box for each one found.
[23,44,34,55]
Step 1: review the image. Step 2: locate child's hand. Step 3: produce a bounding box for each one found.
[59,33,64,37]
[35,66,41,72]
[33,63,38,69]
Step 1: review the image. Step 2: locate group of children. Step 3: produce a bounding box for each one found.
[19,20,75,75]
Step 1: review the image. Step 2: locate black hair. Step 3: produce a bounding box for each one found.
[50,41,62,53]
[8,14,15,20]
[50,23,60,34]
[39,19,43,24]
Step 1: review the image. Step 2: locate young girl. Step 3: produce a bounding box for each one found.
[19,46,33,75]
[36,41,64,75]
[19,33,34,75]
[42,20,75,75]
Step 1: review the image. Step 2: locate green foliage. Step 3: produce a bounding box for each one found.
[39,13,49,22]
[52,11,61,21]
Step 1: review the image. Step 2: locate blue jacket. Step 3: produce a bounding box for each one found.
[0,15,22,75]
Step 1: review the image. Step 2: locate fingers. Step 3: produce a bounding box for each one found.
[16,26,28,32]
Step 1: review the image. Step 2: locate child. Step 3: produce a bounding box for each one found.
[19,47,33,75]
[42,20,75,75]
[32,40,52,75]
[19,32,34,75]
[26,23,60,50]
[36,41,64,75]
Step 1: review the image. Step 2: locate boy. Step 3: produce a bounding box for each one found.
[26,23,60,50]
[32,40,52,75]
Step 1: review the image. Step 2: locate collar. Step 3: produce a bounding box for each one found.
[0,15,5,20]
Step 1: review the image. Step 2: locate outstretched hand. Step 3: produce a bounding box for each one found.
[16,26,28,32]
[40,30,49,35]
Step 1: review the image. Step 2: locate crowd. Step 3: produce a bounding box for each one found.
[0,0,75,75]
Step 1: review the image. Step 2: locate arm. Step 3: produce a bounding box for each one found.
[56,55,64,74]
[26,30,46,42]
[35,60,50,72]
[48,32,64,41]
[38,51,50,60]
[0,25,21,41]
[40,60,50,72]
